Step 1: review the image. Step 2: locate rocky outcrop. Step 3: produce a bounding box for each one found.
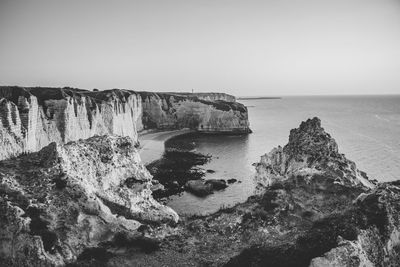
[225,118,399,267]
[0,87,143,161]
[0,87,251,161]
[0,135,178,266]
[139,92,251,133]
[309,182,400,267]
[255,117,375,189]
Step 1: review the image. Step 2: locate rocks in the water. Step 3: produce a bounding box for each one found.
[227,178,237,184]
[205,179,228,190]
[146,150,211,198]
[0,135,178,266]
[185,180,214,197]
[185,179,228,197]
[206,169,216,173]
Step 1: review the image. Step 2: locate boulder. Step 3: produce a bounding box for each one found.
[185,180,213,197]
[205,179,228,190]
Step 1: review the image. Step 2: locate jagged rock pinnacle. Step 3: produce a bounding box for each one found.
[255,117,375,189]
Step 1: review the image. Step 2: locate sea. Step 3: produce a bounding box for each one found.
[164,95,400,215]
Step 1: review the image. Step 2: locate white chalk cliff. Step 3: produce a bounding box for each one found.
[0,87,251,160]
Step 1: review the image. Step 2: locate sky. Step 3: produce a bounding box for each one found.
[1,0,400,96]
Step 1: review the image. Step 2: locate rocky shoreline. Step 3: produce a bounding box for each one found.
[110,118,400,267]
[1,113,400,266]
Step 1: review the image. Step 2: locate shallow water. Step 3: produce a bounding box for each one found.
[165,95,400,215]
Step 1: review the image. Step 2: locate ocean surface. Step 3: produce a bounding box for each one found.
[164,95,400,215]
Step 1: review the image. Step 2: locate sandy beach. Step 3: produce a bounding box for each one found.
[138,129,194,165]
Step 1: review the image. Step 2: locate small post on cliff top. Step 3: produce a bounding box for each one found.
[192,88,194,94]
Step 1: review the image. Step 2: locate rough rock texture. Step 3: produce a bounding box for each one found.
[0,87,142,161]
[0,87,251,161]
[225,182,400,267]
[309,182,400,267]
[255,117,375,189]
[0,135,178,266]
[224,118,400,267]
[139,92,251,133]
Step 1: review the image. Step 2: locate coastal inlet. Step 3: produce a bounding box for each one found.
[140,131,257,215]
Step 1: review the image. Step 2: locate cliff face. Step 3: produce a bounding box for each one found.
[0,87,250,161]
[0,87,142,161]
[139,92,251,133]
[0,135,178,266]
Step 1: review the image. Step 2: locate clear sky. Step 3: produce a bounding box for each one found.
[1,0,400,96]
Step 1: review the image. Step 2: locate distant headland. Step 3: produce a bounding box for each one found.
[237,96,282,100]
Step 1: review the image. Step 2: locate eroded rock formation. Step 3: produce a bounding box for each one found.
[255,117,375,189]
[0,135,178,266]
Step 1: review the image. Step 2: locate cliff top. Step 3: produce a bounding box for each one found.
[0,86,243,111]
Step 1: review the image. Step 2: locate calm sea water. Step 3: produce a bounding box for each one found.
[166,95,400,215]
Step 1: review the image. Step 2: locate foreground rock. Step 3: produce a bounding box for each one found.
[109,117,400,267]
[0,135,178,266]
